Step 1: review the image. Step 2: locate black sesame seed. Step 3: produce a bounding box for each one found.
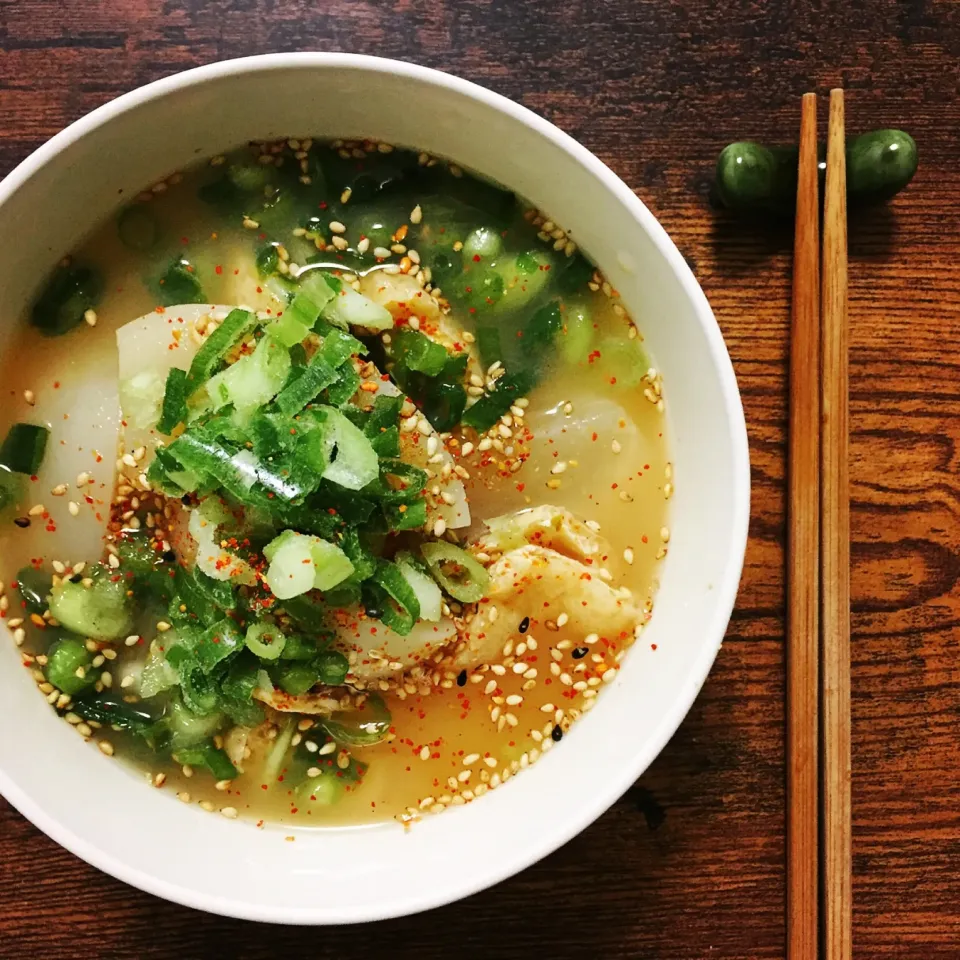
[551,725,563,742]
[162,550,177,563]
[518,616,530,634]
[572,646,588,659]
[13,517,30,528]
[180,494,192,506]
[457,670,467,687]
[70,574,83,584]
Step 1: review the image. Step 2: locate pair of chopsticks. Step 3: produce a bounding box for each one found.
[787,90,850,960]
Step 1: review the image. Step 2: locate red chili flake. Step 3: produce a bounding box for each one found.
[472,254,482,262]
[610,377,617,385]
[215,265,223,275]
[641,535,648,544]
[53,381,60,389]
[591,432,598,442]
[651,644,658,651]
[29,475,38,482]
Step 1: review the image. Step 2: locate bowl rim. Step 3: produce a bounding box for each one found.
[0,51,751,923]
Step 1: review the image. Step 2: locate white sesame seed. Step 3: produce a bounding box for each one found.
[23,389,35,405]
[329,220,346,234]
[463,753,480,766]
[419,745,431,761]
[97,740,114,757]
[84,309,98,327]
[433,518,447,537]
[623,548,635,565]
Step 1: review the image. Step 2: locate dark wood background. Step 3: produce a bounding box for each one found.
[2,1,959,957]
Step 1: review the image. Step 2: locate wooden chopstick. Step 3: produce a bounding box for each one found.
[820,87,852,960]
[787,90,820,960]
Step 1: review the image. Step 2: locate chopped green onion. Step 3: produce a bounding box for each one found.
[155,368,189,434]
[298,772,345,805]
[30,263,103,337]
[264,529,355,600]
[274,661,320,695]
[559,301,594,364]
[187,308,258,385]
[315,650,349,685]
[193,618,244,673]
[44,637,95,695]
[375,459,428,503]
[166,648,220,716]
[381,497,428,531]
[275,353,338,415]
[48,568,134,640]
[0,464,25,515]
[173,740,239,780]
[72,697,156,733]
[15,566,50,613]
[256,242,280,277]
[321,692,391,746]
[322,284,393,331]
[391,328,449,376]
[220,654,265,726]
[245,621,287,660]
[396,552,443,621]
[205,334,291,419]
[366,560,420,635]
[267,304,312,348]
[0,423,49,475]
[420,541,490,603]
[525,300,563,349]
[297,270,338,313]
[460,368,537,432]
[324,361,361,407]
[117,206,159,252]
[321,409,379,491]
[156,258,205,306]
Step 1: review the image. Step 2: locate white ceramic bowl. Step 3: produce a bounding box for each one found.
[0,53,749,923]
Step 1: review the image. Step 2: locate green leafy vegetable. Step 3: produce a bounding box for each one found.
[30,263,103,336]
[0,423,49,475]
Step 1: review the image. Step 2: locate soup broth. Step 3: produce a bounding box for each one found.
[0,138,669,826]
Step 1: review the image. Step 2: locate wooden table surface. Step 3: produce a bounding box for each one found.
[2,2,959,957]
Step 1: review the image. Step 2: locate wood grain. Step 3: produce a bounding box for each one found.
[1,1,960,957]
[821,87,852,960]
[787,90,819,960]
